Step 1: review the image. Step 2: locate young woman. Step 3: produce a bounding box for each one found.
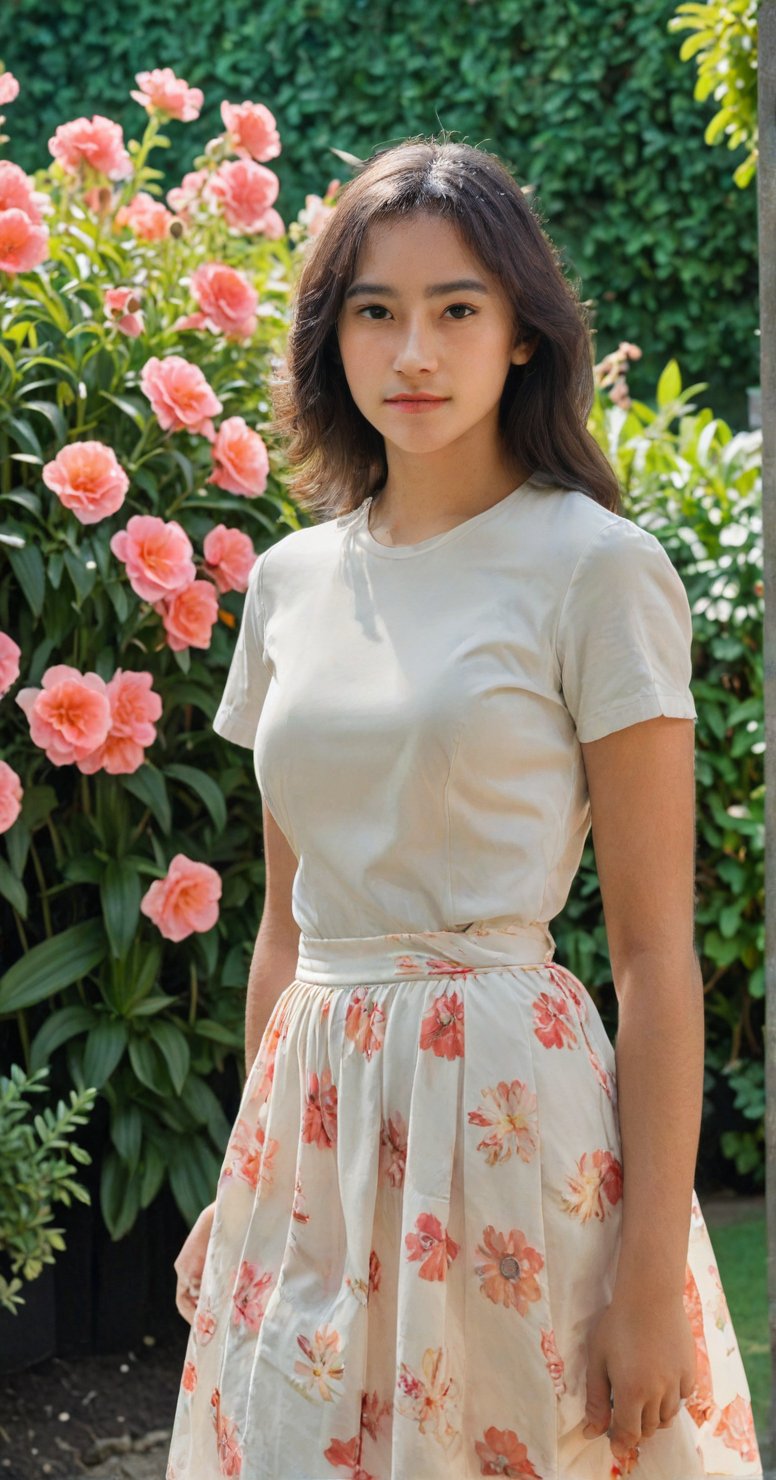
[166,137,763,1480]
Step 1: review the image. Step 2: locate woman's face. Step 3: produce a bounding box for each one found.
[336,211,536,458]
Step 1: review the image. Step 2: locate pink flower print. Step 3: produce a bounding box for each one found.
[395,1345,460,1448]
[405,1212,459,1282]
[547,964,589,1018]
[393,952,425,974]
[468,1078,539,1166]
[683,1262,714,1426]
[345,987,386,1060]
[232,1259,273,1332]
[713,1393,761,1465]
[379,1110,407,1188]
[424,957,476,976]
[360,1388,393,1443]
[419,989,464,1059]
[181,1359,197,1393]
[540,1327,567,1397]
[302,1068,338,1149]
[561,1149,623,1223]
[609,1439,642,1477]
[293,1324,345,1401]
[708,1261,732,1330]
[322,1433,377,1479]
[474,1425,542,1477]
[209,1387,243,1476]
[345,1272,370,1306]
[223,1116,278,1191]
[195,1300,217,1345]
[368,1248,382,1298]
[292,1176,310,1223]
[474,1225,544,1316]
[532,991,578,1050]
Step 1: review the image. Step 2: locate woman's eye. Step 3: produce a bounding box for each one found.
[356,303,475,320]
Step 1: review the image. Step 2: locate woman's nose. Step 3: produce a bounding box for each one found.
[392,320,439,374]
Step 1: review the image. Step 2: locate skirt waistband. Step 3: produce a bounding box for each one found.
[294,917,556,985]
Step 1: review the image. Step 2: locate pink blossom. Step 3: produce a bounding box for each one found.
[0,209,49,275]
[0,760,22,833]
[48,115,132,180]
[177,262,257,340]
[0,162,44,224]
[0,72,19,107]
[78,668,163,775]
[42,441,129,525]
[258,207,284,240]
[299,193,334,237]
[140,355,222,441]
[220,101,281,163]
[155,579,219,651]
[16,665,111,766]
[0,632,21,697]
[110,514,195,603]
[206,159,279,234]
[115,191,175,242]
[104,286,144,337]
[209,417,269,497]
[202,526,257,593]
[140,852,222,941]
[130,67,204,122]
[166,168,209,220]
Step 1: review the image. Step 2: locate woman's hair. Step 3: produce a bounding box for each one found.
[269,134,623,518]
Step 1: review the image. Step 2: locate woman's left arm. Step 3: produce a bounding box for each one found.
[579,712,702,1458]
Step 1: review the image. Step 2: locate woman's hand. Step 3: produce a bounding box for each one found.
[173,1200,217,1324]
[582,1288,697,1463]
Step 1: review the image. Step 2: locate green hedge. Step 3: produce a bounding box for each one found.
[6,0,757,428]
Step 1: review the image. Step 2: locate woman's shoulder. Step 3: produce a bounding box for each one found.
[524,483,667,585]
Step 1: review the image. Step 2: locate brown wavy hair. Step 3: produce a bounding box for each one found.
[269,134,623,519]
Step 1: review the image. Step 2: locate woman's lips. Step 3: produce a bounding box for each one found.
[385,398,449,414]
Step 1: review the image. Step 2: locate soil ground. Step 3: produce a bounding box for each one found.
[0,1195,772,1480]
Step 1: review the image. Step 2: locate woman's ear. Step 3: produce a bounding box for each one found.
[511,333,539,367]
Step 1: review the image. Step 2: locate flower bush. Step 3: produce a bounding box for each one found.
[0,61,338,1236]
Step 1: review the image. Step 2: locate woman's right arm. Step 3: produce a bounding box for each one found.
[244,799,301,1076]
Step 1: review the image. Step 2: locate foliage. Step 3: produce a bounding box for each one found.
[574,350,764,1186]
[0,1062,96,1314]
[669,0,759,188]
[3,0,759,428]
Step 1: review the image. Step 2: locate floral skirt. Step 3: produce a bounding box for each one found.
[165,920,763,1480]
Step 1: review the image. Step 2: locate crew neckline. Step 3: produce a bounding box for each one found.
[354,475,539,559]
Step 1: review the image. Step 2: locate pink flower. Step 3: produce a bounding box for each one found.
[209,417,269,497]
[16,665,111,766]
[0,633,21,697]
[140,355,222,441]
[0,72,19,107]
[42,441,129,525]
[130,68,204,122]
[0,209,49,275]
[220,101,281,163]
[140,853,222,941]
[0,760,22,833]
[155,579,219,651]
[78,668,163,775]
[115,191,175,241]
[0,162,44,224]
[258,208,285,240]
[166,168,209,220]
[299,192,334,237]
[206,159,279,234]
[104,286,144,337]
[110,514,195,603]
[202,526,257,594]
[177,262,257,340]
[48,115,132,180]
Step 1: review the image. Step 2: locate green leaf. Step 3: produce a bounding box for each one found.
[98,390,147,430]
[165,763,227,834]
[100,858,142,960]
[29,1005,97,1073]
[0,858,27,916]
[111,1103,143,1170]
[148,1020,190,1096]
[121,765,171,835]
[6,542,46,617]
[127,1034,167,1094]
[0,919,106,1013]
[82,1017,128,1089]
[656,360,681,408]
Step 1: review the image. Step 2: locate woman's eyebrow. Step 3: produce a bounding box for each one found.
[343,278,490,300]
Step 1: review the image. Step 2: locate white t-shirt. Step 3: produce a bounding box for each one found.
[213,476,697,940]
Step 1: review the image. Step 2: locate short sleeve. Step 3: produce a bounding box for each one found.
[212,548,272,749]
[555,518,697,743]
